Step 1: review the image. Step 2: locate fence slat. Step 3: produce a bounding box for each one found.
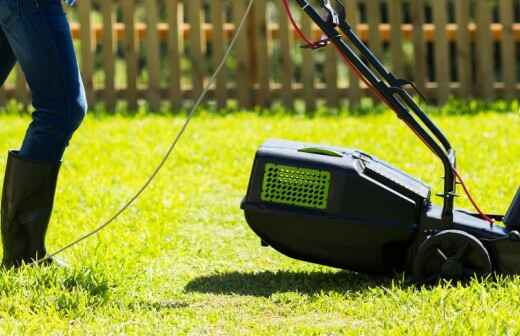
[187,0,204,100]
[324,47,338,107]
[102,0,116,112]
[367,0,383,60]
[145,0,161,111]
[455,0,471,99]
[277,0,293,108]
[500,0,516,100]
[411,0,427,93]
[389,0,404,75]
[122,0,138,110]
[433,0,450,104]
[325,40,338,107]
[346,0,360,106]
[167,0,182,110]
[475,0,495,100]
[302,13,316,113]
[254,0,270,107]
[0,86,5,107]
[78,0,94,103]
[233,1,252,108]
[15,66,28,105]
[211,0,227,109]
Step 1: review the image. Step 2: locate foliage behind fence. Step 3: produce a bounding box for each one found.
[1,0,519,112]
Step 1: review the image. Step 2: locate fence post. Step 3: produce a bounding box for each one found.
[145,0,161,111]
[211,0,228,109]
[78,0,94,104]
[15,66,28,106]
[500,0,516,100]
[233,1,252,109]
[101,0,116,112]
[475,0,495,100]
[389,0,404,76]
[254,0,271,107]
[411,0,427,95]
[301,12,316,113]
[187,0,204,101]
[433,0,450,104]
[277,0,294,109]
[345,0,360,107]
[455,0,472,99]
[367,0,383,60]
[122,0,138,111]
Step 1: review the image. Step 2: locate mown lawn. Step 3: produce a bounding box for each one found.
[0,109,519,334]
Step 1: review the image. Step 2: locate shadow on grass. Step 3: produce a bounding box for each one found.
[185,270,400,297]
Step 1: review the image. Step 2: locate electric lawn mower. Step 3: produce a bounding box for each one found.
[241,0,520,282]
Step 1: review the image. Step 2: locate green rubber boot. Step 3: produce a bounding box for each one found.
[1,151,61,268]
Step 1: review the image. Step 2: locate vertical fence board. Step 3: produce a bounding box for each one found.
[324,0,338,108]
[233,1,252,108]
[475,0,494,100]
[278,0,293,108]
[301,14,316,113]
[78,0,94,103]
[325,41,338,107]
[15,66,28,105]
[211,0,227,109]
[367,0,383,60]
[145,0,161,111]
[500,0,516,100]
[122,0,138,110]
[411,0,427,93]
[389,0,404,75]
[102,0,116,112]
[255,0,270,107]
[433,0,450,104]
[187,0,204,100]
[455,0,471,99]
[167,0,182,109]
[0,85,5,106]
[345,0,360,106]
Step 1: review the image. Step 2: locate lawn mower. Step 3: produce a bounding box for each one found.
[241,0,520,282]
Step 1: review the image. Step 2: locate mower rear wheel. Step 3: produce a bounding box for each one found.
[413,230,492,283]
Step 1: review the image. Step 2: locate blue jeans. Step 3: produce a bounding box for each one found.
[0,0,87,163]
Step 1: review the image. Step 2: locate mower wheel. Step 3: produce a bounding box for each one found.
[413,230,492,283]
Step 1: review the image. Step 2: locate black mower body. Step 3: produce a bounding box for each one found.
[242,140,520,275]
[241,0,520,281]
[242,140,428,273]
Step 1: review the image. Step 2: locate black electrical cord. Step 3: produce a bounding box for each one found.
[39,0,255,263]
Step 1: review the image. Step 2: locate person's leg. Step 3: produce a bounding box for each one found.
[2,0,87,162]
[0,0,87,267]
[0,28,16,87]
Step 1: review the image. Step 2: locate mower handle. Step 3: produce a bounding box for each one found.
[293,0,457,224]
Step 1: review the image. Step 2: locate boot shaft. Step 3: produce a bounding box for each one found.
[1,151,61,268]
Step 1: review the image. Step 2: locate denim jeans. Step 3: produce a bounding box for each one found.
[0,0,87,163]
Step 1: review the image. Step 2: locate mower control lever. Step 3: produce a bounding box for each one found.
[321,0,340,26]
[300,0,341,50]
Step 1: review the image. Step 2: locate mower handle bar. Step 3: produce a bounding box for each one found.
[295,0,457,224]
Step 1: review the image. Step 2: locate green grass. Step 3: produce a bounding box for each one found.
[0,109,519,334]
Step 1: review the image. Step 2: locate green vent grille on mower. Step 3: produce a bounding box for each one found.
[261,163,331,210]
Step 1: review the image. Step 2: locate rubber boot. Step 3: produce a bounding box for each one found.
[1,151,61,268]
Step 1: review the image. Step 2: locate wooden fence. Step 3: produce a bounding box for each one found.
[1,0,520,112]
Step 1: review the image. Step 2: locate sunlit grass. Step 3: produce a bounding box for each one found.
[0,107,519,334]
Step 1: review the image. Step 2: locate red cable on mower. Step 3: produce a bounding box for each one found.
[453,168,495,224]
[281,0,494,225]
